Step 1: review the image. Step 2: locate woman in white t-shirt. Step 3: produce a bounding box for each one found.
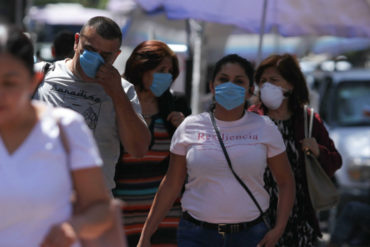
[138,54,295,247]
[0,24,114,247]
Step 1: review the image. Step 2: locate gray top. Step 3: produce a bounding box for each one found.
[34,60,142,189]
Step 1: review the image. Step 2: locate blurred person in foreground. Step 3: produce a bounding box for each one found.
[0,23,114,247]
[137,54,295,247]
[249,53,342,246]
[113,40,191,246]
[33,16,151,191]
[51,30,75,61]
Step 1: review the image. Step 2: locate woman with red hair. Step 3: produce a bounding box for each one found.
[113,40,191,246]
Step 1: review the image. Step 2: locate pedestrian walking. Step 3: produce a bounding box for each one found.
[250,53,342,246]
[0,23,115,247]
[33,16,151,190]
[137,54,295,247]
[113,40,191,246]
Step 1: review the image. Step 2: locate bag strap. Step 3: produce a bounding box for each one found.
[304,105,314,138]
[32,62,55,98]
[43,62,53,75]
[209,111,270,227]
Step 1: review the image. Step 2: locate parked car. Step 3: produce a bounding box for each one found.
[313,68,370,208]
[311,69,370,245]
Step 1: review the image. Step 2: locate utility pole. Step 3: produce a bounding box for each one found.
[0,0,27,29]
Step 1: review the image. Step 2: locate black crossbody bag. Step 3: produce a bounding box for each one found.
[209,111,271,229]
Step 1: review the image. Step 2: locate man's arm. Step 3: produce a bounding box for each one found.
[96,64,151,157]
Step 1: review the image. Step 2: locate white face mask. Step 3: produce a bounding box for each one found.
[260,82,288,110]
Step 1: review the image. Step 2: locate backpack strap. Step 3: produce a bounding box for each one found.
[42,62,53,75]
[33,62,54,98]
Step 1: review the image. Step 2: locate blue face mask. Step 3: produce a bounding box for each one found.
[79,50,104,78]
[150,73,173,97]
[215,82,246,110]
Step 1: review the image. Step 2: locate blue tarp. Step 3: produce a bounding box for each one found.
[136,0,370,38]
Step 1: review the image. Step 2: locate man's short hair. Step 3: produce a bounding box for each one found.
[52,30,75,59]
[81,16,122,45]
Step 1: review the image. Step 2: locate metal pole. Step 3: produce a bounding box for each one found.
[15,0,23,28]
[256,0,268,65]
[189,19,205,114]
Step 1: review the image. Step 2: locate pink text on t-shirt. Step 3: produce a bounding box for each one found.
[197,132,258,142]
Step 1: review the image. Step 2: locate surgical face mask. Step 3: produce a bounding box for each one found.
[215,82,246,110]
[79,50,104,78]
[260,82,288,110]
[150,73,173,97]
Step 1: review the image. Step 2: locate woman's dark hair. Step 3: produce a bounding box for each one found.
[255,53,309,111]
[211,54,254,88]
[0,24,34,75]
[81,16,122,44]
[124,40,179,91]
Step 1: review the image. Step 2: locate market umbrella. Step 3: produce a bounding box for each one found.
[136,0,370,37]
[121,0,370,112]
[136,0,370,63]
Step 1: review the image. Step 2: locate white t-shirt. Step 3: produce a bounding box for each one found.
[0,101,102,247]
[170,111,285,223]
[34,60,142,189]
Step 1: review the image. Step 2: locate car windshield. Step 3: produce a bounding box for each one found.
[333,81,370,126]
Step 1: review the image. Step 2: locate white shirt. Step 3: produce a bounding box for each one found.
[0,101,102,247]
[170,111,285,223]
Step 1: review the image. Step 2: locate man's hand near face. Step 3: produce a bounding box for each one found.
[95,63,123,98]
[95,62,151,158]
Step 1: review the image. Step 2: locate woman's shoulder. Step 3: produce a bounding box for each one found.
[52,107,84,124]
[246,110,274,126]
[34,101,84,126]
[180,112,210,127]
[187,112,208,121]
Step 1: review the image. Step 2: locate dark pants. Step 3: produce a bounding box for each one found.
[177,217,268,247]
